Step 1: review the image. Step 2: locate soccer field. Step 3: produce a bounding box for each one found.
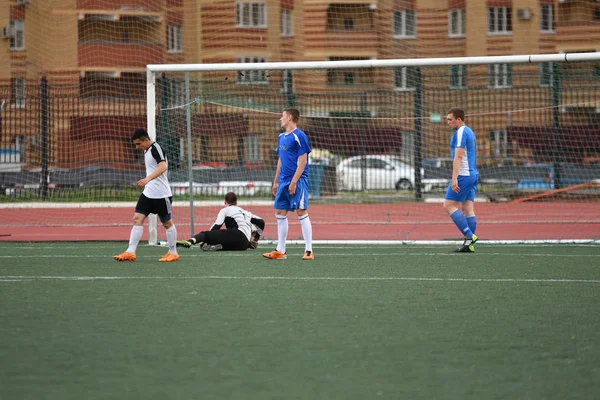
[1,242,600,400]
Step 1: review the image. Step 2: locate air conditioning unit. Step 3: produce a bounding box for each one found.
[517,8,532,21]
[16,0,30,5]
[2,26,14,39]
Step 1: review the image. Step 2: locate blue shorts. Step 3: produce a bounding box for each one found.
[445,174,478,202]
[274,179,309,211]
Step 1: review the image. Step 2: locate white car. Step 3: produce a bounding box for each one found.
[336,155,417,191]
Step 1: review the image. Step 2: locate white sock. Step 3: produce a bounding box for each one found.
[299,214,312,252]
[126,225,144,253]
[276,215,288,254]
[166,225,178,254]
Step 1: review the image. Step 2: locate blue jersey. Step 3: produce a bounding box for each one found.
[450,125,478,176]
[277,128,311,184]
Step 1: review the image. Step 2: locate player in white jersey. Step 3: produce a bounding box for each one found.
[176,192,265,251]
[114,128,179,262]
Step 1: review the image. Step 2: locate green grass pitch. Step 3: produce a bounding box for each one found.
[1,242,599,400]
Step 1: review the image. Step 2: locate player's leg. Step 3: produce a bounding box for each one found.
[263,184,289,259]
[114,194,149,261]
[157,197,179,262]
[444,175,478,252]
[463,174,478,236]
[202,230,249,251]
[293,178,313,260]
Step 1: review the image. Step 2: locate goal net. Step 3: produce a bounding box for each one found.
[145,53,600,244]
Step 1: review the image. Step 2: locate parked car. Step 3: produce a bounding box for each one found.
[422,157,453,169]
[336,155,417,191]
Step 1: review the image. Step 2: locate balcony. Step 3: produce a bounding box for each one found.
[322,30,378,51]
[77,0,164,13]
[78,42,164,68]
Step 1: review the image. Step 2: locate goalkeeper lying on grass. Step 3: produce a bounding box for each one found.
[177,191,265,251]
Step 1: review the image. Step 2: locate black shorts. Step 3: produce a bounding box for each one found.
[204,229,250,251]
[135,193,173,222]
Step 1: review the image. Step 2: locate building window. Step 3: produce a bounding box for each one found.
[344,18,354,30]
[11,78,26,108]
[9,19,25,51]
[490,129,508,158]
[167,25,182,53]
[540,4,555,33]
[393,10,416,38]
[540,62,554,87]
[594,8,600,21]
[450,65,467,89]
[394,67,417,90]
[245,135,261,161]
[448,9,465,37]
[236,56,268,84]
[236,2,267,28]
[166,79,186,108]
[488,64,512,88]
[281,69,293,94]
[281,9,292,36]
[488,6,512,34]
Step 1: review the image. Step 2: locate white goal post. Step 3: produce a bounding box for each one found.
[145,52,600,246]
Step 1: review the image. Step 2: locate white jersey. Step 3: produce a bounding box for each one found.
[143,142,172,199]
[211,205,262,241]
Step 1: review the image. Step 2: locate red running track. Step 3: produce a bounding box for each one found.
[1,202,599,241]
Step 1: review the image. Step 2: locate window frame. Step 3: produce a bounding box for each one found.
[245,135,261,162]
[488,64,513,89]
[236,56,269,84]
[393,9,416,39]
[281,69,293,94]
[281,9,293,36]
[449,65,467,89]
[448,8,465,38]
[10,19,25,51]
[167,24,182,53]
[539,62,554,88]
[236,2,267,28]
[487,6,512,35]
[540,4,555,33]
[394,66,417,91]
[11,77,26,108]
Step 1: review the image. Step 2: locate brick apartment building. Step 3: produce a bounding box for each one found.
[0,0,599,169]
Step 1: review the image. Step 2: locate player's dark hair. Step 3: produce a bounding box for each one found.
[131,128,150,141]
[284,108,300,123]
[225,192,237,205]
[447,108,465,121]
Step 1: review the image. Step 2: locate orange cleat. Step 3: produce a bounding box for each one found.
[159,252,179,262]
[302,251,314,260]
[262,250,287,260]
[114,252,136,262]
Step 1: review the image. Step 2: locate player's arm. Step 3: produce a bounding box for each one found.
[209,208,226,230]
[272,159,282,196]
[288,153,307,195]
[249,216,265,249]
[451,147,465,193]
[137,160,167,188]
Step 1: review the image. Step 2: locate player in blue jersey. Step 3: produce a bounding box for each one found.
[443,108,479,253]
[263,108,314,260]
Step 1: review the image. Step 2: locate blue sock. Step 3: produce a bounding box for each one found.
[450,209,473,238]
[466,216,477,235]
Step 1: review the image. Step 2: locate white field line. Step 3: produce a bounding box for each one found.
[0,252,599,258]
[1,275,600,284]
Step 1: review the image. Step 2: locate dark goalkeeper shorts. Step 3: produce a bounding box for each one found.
[135,193,173,223]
